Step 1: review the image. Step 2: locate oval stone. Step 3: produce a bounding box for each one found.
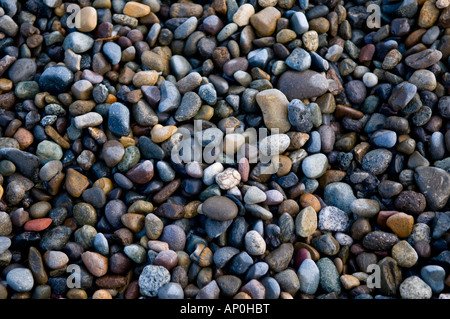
[201,196,238,221]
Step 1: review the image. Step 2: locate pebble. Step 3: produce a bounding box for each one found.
[245,230,266,256]
[256,89,291,133]
[108,102,130,136]
[317,257,341,294]
[399,276,432,299]
[277,70,329,100]
[6,268,34,292]
[323,182,357,214]
[302,153,328,179]
[421,265,446,293]
[362,231,399,251]
[139,265,171,297]
[391,240,418,268]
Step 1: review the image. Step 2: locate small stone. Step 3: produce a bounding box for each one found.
[278,70,329,100]
[244,186,267,204]
[245,230,266,256]
[259,134,290,157]
[414,166,450,211]
[202,196,238,221]
[81,251,108,277]
[394,191,427,215]
[318,206,349,232]
[295,206,317,237]
[350,199,380,218]
[391,240,418,268]
[123,1,151,18]
[362,231,399,251]
[288,99,313,133]
[139,265,171,297]
[302,153,328,179]
[323,182,357,214]
[421,265,446,293]
[108,102,130,136]
[386,213,414,238]
[297,259,320,294]
[250,7,281,37]
[6,268,34,292]
[317,257,341,294]
[65,168,90,198]
[400,276,432,299]
[256,89,291,133]
[215,168,241,190]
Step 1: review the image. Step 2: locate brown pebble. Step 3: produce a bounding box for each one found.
[278,199,300,216]
[13,128,34,150]
[81,251,108,277]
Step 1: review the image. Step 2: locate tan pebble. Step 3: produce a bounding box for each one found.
[121,213,145,233]
[123,1,151,18]
[340,274,360,290]
[132,70,159,87]
[93,177,114,194]
[128,200,154,214]
[147,240,169,252]
[76,7,98,33]
[66,288,88,299]
[151,124,178,143]
[92,289,112,299]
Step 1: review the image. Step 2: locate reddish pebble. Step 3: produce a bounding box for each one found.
[126,160,154,184]
[154,249,178,270]
[24,218,52,231]
[294,248,311,270]
[238,157,249,182]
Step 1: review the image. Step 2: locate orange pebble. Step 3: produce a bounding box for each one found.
[23,218,52,232]
[105,94,117,104]
[299,193,321,212]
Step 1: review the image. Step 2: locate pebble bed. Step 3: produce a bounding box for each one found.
[0,0,448,300]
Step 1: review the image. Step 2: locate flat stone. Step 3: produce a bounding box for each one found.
[414,166,450,211]
[295,206,317,237]
[277,70,329,100]
[317,257,341,294]
[202,196,238,221]
[350,199,380,218]
[255,89,291,133]
[318,206,349,232]
[297,259,320,294]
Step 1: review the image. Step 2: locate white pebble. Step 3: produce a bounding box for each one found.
[363,72,378,88]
